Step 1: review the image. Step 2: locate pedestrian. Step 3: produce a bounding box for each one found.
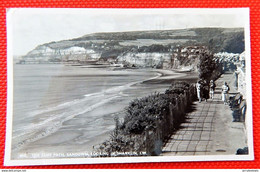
[196,80,202,103]
[222,81,230,105]
[209,80,216,99]
[201,80,209,102]
[199,80,208,102]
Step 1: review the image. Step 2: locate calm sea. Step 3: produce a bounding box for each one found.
[12,64,170,159]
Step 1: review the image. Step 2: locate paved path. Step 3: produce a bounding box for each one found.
[162,72,248,156]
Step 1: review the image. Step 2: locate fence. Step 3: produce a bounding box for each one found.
[144,85,196,155]
[92,84,197,157]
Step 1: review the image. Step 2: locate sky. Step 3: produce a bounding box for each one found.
[7,8,249,56]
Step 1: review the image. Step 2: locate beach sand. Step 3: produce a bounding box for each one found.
[143,69,198,84]
[12,68,198,159]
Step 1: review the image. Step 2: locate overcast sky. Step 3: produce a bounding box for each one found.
[7,8,249,56]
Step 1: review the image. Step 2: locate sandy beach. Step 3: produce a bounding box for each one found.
[143,69,198,84]
[12,65,198,159]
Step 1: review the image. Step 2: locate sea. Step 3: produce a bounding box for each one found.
[12,64,173,159]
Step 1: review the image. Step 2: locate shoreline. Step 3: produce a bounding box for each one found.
[12,66,198,160]
[143,69,198,84]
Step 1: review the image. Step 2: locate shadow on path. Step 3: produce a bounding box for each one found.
[161,73,248,156]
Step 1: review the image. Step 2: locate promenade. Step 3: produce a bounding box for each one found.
[162,72,248,156]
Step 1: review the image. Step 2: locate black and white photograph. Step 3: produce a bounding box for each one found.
[5,8,253,165]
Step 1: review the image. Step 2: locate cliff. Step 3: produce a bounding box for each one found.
[20,27,245,67]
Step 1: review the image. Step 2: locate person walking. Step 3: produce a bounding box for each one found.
[209,80,216,99]
[196,80,202,103]
[222,81,230,105]
[201,80,209,102]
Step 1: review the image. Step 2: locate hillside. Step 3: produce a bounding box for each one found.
[20,27,245,67]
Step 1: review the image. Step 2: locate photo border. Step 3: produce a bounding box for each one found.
[4,7,254,166]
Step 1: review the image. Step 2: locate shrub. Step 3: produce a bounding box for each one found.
[123,93,172,134]
[94,81,193,156]
[165,81,190,95]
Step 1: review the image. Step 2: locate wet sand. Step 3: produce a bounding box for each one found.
[143,69,198,84]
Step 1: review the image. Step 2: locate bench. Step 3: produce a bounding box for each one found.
[231,99,246,122]
[229,93,243,109]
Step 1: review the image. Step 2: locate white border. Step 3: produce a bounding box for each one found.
[244,7,254,160]
[4,8,254,166]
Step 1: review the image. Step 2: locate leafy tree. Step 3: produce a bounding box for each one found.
[197,50,218,82]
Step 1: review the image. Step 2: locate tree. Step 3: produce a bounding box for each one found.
[197,50,217,82]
